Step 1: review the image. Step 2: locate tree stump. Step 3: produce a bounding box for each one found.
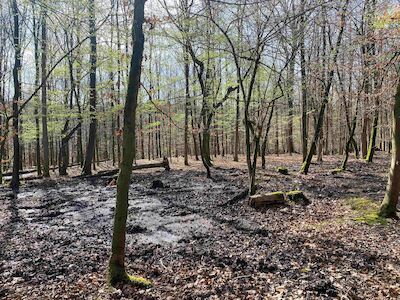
[249,192,285,208]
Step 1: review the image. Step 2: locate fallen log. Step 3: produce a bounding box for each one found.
[248,192,285,208]
[286,190,310,206]
[276,167,289,175]
[3,175,44,182]
[74,157,170,179]
[249,190,310,209]
[2,159,113,178]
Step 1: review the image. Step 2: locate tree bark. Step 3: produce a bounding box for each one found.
[82,0,97,175]
[10,0,21,191]
[109,0,149,286]
[300,0,308,162]
[379,80,400,218]
[41,6,50,178]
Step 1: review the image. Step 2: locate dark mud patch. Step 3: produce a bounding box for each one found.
[0,154,399,299]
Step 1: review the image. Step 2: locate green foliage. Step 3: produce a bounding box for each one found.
[145,121,161,130]
[346,198,388,226]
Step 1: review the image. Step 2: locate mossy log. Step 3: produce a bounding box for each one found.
[331,168,344,175]
[249,192,285,208]
[276,167,289,175]
[286,190,310,205]
[249,191,310,209]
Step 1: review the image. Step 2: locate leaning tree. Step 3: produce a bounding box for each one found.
[108,0,151,286]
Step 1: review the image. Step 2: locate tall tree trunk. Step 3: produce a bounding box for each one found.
[109,0,149,285]
[300,0,308,161]
[10,0,21,191]
[379,80,400,218]
[184,43,190,166]
[41,6,50,178]
[234,82,240,162]
[82,0,97,175]
[116,0,122,165]
[32,5,42,176]
[286,37,296,155]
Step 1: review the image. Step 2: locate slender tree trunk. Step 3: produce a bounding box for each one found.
[261,101,275,169]
[300,0,308,161]
[190,87,199,160]
[109,0,149,286]
[116,0,122,165]
[341,98,360,170]
[366,75,380,163]
[300,0,349,174]
[82,0,97,175]
[184,42,190,165]
[32,8,42,176]
[234,82,240,162]
[140,112,145,159]
[41,6,50,178]
[10,0,21,191]
[286,50,295,155]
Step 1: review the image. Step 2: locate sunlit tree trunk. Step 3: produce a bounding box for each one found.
[379,80,400,218]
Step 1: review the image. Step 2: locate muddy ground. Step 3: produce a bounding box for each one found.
[0,154,399,299]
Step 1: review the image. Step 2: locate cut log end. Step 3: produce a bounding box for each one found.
[249,191,310,209]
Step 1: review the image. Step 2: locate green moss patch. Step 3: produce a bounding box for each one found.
[271,191,285,195]
[108,263,152,287]
[127,275,153,287]
[346,197,387,225]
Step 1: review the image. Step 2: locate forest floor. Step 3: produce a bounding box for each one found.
[0,153,400,299]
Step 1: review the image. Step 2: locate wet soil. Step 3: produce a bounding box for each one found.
[0,154,399,299]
